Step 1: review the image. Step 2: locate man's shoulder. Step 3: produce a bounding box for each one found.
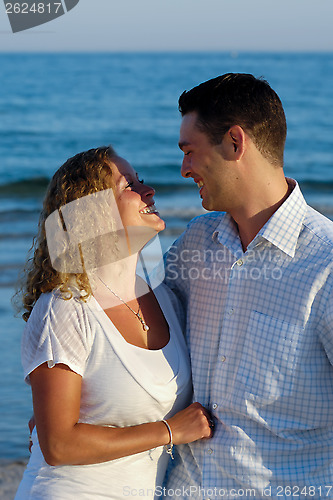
[304,205,333,250]
[175,211,225,248]
[185,211,225,233]
[165,212,223,258]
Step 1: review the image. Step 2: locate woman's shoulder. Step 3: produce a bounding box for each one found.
[22,289,94,355]
[22,289,95,383]
[27,288,90,327]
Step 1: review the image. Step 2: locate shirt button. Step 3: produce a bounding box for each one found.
[207,448,213,455]
[228,308,234,315]
[236,259,244,266]
[212,403,218,410]
[221,355,226,362]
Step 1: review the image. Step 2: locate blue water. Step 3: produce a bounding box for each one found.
[1,52,333,460]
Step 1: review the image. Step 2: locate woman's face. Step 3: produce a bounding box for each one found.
[110,156,165,234]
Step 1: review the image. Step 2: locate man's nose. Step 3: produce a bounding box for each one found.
[181,156,192,178]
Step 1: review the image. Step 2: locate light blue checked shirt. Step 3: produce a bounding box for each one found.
[164,180,333,499]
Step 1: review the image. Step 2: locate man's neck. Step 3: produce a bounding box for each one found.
[232,178,292,252]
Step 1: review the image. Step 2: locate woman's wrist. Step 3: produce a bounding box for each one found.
[161,419,174,459]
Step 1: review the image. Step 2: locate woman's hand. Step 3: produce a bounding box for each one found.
[166,402,214,445]
[29,362,213,467]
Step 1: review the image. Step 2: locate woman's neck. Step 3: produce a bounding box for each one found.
[88,253,149,309]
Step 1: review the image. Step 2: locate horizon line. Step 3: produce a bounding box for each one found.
[0,49,333,54]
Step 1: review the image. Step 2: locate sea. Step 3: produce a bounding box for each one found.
[1,52,333,461]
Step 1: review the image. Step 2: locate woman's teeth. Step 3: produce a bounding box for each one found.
[140,204,157,214]
[197,180,204,188]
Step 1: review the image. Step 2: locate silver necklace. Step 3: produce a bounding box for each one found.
[98,277,150,331]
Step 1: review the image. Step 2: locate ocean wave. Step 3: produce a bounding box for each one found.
[299,179,333,191]
[1,176,333,197]
[0,176,192,197]
[0,264,23,288]
[140,181,196,192]
[0,209,40,223]
[160,207,206,219]
[0,177,49,197]
[311,204,333,217]
[0,232,35,241]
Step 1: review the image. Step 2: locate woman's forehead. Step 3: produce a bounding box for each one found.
[111,156,137,181]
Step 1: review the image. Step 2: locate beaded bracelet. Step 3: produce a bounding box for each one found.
[161,419,174,459]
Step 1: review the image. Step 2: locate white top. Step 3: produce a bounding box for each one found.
[15,283,192,500]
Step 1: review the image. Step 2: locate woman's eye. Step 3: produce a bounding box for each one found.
[125,181,134,188]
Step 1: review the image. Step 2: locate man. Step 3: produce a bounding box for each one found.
[164,73,333,498]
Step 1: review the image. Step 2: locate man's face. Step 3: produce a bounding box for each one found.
[178,111,235,212]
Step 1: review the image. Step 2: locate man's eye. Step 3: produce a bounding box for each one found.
[184,151,191,156]
[139,179,144,184]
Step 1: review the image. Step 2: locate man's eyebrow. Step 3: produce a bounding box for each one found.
[178,141,191,150]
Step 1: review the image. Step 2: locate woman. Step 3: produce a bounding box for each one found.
[15,146,212,499]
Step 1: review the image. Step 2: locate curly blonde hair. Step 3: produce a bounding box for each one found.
[17,146,118,321]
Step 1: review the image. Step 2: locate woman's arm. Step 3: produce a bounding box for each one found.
[30,363,212,466]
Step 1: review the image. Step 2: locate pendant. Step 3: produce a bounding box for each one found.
[137,313,150,331]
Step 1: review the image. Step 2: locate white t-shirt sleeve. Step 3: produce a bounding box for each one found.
[21,291,93,384]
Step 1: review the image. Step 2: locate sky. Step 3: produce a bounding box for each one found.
[0,0,333,52]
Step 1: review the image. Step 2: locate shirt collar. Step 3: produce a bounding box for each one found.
[213,179,307,258]
[213,213,243,256]
[256,179,307,257]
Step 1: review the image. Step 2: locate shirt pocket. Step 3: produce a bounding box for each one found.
[237,310,304,406]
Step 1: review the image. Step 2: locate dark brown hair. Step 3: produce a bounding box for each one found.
[179,73,287,166]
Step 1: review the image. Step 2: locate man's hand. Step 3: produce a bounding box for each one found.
[28,414,35,452]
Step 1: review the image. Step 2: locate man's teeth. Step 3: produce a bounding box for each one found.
[140,204,157,214]
[197,180,204,188]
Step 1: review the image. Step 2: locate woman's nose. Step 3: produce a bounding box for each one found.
[142,183,155,198]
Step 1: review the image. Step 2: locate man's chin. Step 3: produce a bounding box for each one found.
[201,197,212,211]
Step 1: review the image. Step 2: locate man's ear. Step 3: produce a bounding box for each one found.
[225,125,246,160]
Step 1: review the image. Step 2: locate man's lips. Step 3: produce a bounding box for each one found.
[193,177,204,189]
[194,179,204,197]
